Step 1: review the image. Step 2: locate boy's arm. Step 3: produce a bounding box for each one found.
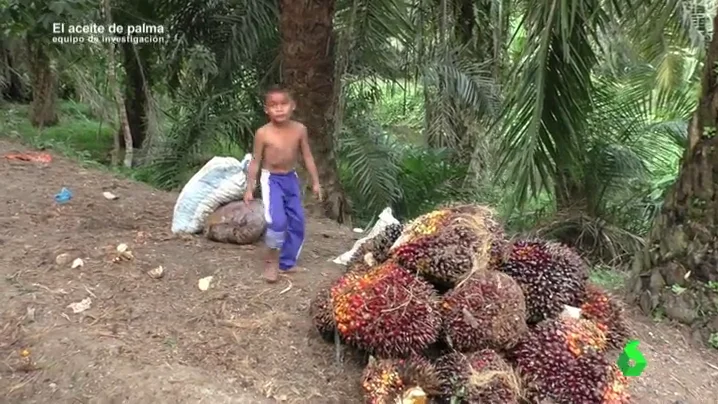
[246,129,265,192]
[299,126,320,187]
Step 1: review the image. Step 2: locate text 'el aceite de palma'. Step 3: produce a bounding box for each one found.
[51,23,166,44]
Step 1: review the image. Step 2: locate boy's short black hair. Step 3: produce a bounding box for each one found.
[264,85,291,101]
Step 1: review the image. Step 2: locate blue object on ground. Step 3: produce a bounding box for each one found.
[54,187,73,204]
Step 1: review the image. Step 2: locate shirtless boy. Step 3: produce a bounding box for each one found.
[244,86,322,283]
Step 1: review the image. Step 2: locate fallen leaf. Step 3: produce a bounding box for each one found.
[67,297,92,313]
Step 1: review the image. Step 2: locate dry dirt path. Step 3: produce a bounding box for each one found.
[0,138,716,404]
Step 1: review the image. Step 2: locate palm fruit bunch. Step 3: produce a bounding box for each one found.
[345,242,376,273]
[370,223,405,263]
[330,261,441,357]
[346,258,373,275]
[440,271,527,352]
[392,227,481,289]
[486,237,507,271]
[361,356,441,404]
[510,317,630,404]
[499,238,589,323]
[346,223,405,271]
[434,350,522,404]
[391,208,453,249]
[579,284,630,349]
[602,365,631,403]
[309,287,335,342]
[391,206,504,288]
[442,204,507,270]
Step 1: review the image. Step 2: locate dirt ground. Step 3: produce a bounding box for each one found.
[0,138,717,404]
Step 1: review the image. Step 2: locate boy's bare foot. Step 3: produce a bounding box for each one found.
[264,261,278,283]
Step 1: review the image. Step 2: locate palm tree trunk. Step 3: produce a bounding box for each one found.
[104,0,133,167]
[28,41,58,127]
[1,39,27,102]
[626,15,718,346]
[454,0,474,45]
[279,0,349,223]
[554,169,586,212]
[118,42,150,150]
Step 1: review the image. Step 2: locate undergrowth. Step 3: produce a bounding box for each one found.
[589,265,628,291]
[0,101,115,164]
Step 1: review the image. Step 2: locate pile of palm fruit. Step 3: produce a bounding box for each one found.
[310,204,632,404]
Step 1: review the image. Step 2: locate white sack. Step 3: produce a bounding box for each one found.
[171,154,252,234]
[332,207,399,265]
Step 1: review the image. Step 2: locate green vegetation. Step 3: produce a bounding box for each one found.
[3,0,718,329]
[589,265,628,292]
[0,102,114,163]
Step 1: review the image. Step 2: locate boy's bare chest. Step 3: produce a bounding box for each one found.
[264,133,301,157]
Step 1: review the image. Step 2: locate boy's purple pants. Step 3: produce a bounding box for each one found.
[260,169,305,270]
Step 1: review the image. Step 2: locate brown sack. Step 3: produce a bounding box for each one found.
[204,200,266,244]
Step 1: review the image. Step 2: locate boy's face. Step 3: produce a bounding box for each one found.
[264,91,294,123]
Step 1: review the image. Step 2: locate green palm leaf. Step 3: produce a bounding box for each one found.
[496,0,604,210]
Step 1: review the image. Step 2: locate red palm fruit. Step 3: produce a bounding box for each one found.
[330,262,441,357]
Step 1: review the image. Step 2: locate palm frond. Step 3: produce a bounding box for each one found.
[337,111,402,219]
[534,211,644,265]
[496,0,604,210]
[139,74,255,189]
[159,0,279,89]
[393,146,472,219]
